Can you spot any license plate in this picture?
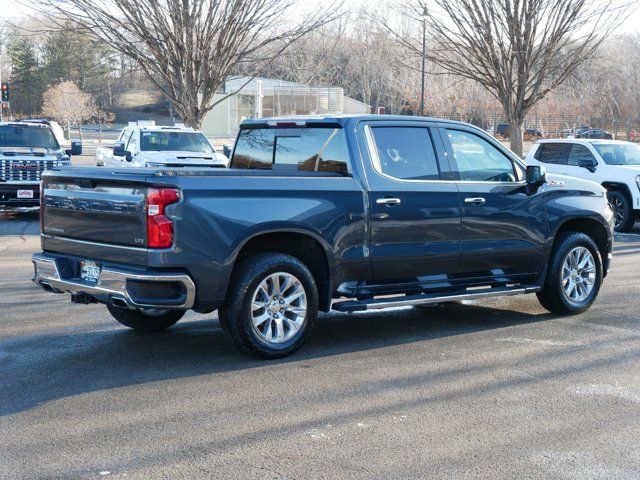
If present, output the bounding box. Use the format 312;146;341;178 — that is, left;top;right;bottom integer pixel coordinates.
80;261;101;283
17;190;34;199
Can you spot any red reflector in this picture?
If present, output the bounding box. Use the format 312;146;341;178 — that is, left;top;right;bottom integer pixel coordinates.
39;180;44;233
147;187;180;248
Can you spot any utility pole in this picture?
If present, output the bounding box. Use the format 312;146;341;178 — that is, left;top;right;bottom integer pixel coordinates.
419;8;427;117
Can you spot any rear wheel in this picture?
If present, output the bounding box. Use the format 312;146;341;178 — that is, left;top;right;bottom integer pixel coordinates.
537;232;603;315
106;303;185;331
607;190;634;232
219;253;318;359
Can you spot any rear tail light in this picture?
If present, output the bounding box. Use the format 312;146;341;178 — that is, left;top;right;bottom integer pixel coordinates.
147;187;180;248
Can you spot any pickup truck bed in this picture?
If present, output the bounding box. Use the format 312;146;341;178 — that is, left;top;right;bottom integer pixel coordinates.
37;165;365;311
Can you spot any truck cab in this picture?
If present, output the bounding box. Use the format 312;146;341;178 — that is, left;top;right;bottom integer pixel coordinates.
96;121;229;169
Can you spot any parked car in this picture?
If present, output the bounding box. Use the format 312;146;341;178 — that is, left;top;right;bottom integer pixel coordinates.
576;128;613;140
0;121;81;211
525;139;640;232
495;123;510;137
96;121;229;168
525;128;544;138
33;115;613;358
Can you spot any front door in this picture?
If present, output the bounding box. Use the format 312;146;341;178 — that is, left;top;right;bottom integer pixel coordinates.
441;127;547;284
359;121;462;293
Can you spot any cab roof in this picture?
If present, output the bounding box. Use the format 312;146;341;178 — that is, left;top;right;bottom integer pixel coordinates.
239;114;472;128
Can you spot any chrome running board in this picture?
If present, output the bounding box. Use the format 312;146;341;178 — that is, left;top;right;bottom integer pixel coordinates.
331;285;541;312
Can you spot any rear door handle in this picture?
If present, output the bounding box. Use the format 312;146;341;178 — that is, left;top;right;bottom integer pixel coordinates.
376;197;401;206
464;197;486;205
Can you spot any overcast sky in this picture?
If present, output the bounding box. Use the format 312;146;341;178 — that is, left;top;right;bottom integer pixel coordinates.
0;0;638;34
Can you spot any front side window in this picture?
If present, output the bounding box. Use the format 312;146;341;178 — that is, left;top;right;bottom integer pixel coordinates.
0;125;59;150
567;144;597;167
370;126;440;180
446;129;516;182
593;143;640;166
140;131;214;153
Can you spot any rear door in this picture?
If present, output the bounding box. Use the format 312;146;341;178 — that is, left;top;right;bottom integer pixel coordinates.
359;120;462;291
441;127;547;284
533;142;570;174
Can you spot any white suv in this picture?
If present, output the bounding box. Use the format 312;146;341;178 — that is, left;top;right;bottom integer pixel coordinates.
525;139;640;232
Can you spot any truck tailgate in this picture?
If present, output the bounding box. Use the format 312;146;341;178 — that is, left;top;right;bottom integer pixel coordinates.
42;170;150;254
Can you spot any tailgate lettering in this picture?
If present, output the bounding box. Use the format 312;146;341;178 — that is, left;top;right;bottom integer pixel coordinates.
45;196;140;214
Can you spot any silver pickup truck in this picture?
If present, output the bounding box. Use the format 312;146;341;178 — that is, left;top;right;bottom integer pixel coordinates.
0;121;81;210
95;122;228;169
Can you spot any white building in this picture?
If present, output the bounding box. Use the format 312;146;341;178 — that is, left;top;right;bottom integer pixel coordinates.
201;77;371;137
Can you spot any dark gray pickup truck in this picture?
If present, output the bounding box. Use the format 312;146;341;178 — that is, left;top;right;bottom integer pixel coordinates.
33;115;614;358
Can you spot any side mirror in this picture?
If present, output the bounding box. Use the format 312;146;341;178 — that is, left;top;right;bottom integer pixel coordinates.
113;141;126;157
222;144;232;158
65;140;82;156
113;141;132;161
526;165;546;192
578;158;597;172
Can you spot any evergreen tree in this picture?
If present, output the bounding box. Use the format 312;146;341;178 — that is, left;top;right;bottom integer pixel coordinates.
8;36;44;116
42;24;115;107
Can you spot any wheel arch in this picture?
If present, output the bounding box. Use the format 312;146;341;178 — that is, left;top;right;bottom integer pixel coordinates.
601;181;632;200
231;229;334;312
551;217;611;275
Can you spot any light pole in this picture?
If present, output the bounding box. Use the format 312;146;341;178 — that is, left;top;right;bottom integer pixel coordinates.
419;9;427;117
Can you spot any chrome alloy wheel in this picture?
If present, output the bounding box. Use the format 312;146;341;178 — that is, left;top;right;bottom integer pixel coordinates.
561;246;596;303
251;272;307;344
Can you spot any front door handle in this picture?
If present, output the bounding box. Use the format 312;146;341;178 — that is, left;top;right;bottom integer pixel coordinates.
376;197;401;206
464;197;486;205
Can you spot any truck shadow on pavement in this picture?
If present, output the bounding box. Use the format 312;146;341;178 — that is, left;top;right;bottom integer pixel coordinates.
1;301;559;416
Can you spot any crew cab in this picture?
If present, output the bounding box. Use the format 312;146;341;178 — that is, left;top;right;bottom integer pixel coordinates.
524;139;640;232
33;115;613;358
0;121;81;210
96;121;229;169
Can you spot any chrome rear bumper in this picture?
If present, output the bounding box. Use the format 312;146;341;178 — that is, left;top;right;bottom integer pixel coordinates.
32;253;196;310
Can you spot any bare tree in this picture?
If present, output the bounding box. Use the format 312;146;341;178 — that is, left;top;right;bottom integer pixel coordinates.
25;0;341;129
42;81;97;139
380;0;628;155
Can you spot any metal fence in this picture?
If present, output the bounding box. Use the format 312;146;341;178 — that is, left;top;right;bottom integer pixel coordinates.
431;112;640;142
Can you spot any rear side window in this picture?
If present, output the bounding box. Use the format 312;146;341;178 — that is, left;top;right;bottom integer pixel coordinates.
231;127;350;174
536;143;570;164
370;126;440;180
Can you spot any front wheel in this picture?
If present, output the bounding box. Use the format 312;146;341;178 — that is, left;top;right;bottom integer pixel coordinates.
106;303;185;331
607;190;634;232
219;253;318;359
537;232;603;315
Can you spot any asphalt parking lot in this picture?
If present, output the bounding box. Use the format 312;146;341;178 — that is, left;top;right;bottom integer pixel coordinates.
1;214;640;479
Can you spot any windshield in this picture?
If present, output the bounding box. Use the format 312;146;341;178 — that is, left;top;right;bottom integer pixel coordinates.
0;124;60;150
593;143;640;166
140;131;213;153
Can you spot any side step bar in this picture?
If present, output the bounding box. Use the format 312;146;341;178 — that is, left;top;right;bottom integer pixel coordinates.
331;285;541;312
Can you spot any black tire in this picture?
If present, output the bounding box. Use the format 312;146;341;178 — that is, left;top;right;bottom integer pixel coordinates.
218;253;318;359
536;232;603;315
106;303;185;331
607;190;634;232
